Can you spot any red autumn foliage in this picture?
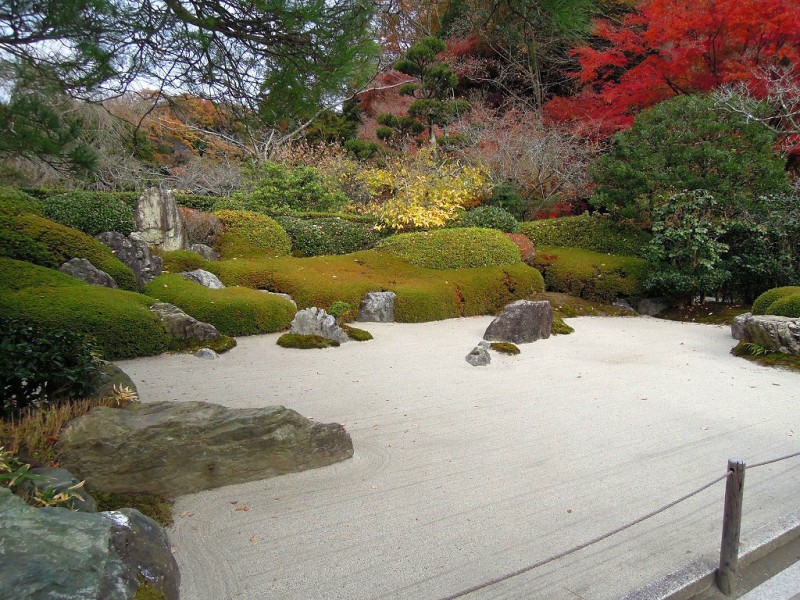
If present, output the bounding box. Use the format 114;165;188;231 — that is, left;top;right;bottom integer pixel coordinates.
505;233;536;263
545;0;800;137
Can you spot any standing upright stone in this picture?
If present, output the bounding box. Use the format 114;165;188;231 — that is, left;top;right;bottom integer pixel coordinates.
135;188;188;251
484;300;553;343
358;291;396;322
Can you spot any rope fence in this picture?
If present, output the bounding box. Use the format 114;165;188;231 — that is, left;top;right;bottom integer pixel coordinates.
438;449;800;600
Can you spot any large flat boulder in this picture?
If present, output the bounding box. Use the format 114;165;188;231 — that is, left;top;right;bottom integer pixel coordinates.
57;401;354;498
738;314;800;355
484;300;553;344
150;302;221;342
179;268;225;289
135;188;188;251
96;231;163;286
0;487;179;600
59;258;118;288
290;307;349;344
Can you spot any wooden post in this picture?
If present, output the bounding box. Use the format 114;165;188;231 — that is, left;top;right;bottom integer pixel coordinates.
716;459;746;596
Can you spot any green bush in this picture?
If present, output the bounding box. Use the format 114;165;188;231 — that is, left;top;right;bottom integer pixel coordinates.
0;213;138;290
174;194;220;212
274;216;384;257
0;318;102;416
0;187;44;215
277;333;340;349
531;246;647;302
752;286;800;316
213;210;292;259
518;213;652;258
377;228;521;269
144;274;296;336
0;259;170;359
41;191;136;235
458;206;518;233
484;182;527;220
236;161;347;213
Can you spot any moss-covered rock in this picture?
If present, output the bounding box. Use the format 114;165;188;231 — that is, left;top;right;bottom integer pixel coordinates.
213;209;292;259
489;342;520;355
277;333;340;349
145;274;296;337
530;246;647;303
377;228;522;269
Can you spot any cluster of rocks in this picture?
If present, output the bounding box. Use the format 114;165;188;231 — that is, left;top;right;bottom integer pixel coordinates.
732;312;800;355
466;299;553;366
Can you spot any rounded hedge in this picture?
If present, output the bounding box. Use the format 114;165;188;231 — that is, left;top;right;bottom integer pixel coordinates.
0;258;170;360
377;228;522;269
458;206;518;233
0;213;138;290
213;210;292;259
752;286;800;317
42;191;136;236
274;216;383;257
518;213;652;258
0;187;44;216
144;274;296;336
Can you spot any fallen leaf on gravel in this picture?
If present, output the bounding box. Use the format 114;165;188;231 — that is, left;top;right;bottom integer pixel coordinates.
370;485;378;490
179;511;193;518
235;506;249;512
250;535;258;542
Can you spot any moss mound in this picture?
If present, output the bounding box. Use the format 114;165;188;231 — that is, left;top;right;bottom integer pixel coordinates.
277;333;340;349
519;213;652;258
377;228;522;269
90;489;174;527
0;212;138;290
213;210;291;259
161;250;210;273
752;286;800;317
530;246;647;303
343;325;373;341
145;274;296;336
552;317;575;335
0;259;170;359
489;342;520;355
0;187;44;215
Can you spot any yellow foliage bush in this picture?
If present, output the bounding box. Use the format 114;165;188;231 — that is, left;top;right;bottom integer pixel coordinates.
350;149;489;230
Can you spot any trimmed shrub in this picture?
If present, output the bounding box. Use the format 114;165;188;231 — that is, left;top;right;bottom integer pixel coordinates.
519;213;652;258
0;259;170;359
484;182;527;220
458;206;518;233
144;274;296;336
0;213;138;290
161;250;211;273
377;228;521;269
0;317;102;416
752;286;800;316
0;187;44;215
277;333;339;349
274;216;384;257
237;161;347;213
41;191;136;236
531;246;647;302
213;210;291;259
174;194;220;212
179;207;223;246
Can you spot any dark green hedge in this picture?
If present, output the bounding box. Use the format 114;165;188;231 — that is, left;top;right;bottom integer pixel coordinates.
41;191;136;236
530;246;648;303
458;206;518;233
144;274;296;336
274;216;384;256
519;213;652;258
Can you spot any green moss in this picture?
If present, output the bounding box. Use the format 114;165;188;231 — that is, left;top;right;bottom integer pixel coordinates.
0;187;44;215
531;291;635;317
133;581;167;600
90;488;174;527
0;212;138;290
0;259;170;360
489;342;520;355
752;286;800;316
657;303;749;325
169;334;237;354
551;317;575;335
343;325;373;341
530;246;647;303
161;250;211;273
519;213;652;258
731;340;800;372
213;210;292;259
144;274;296;337
377;228;522;269
277;333;340;349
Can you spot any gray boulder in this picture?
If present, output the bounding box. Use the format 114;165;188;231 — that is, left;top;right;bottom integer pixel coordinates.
191;243;219;261
150;302;221;343
90;362;138;401
260;290;297;307
290;307;349;344
466;341;491;367
741;314;800;355
135;188;188;251
358;291;396;322
613;298;635;312
16;467;97;513
58;258;118;288
195;348;219;359
484;300;553;344
635;297;669;317
731;312;752;341
58;401;354;498
0;487;179;600
96;231;163;286
180;268;225;289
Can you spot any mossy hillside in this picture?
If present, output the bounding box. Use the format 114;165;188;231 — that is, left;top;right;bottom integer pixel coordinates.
207;251;543;322
0;212;138;290
0;187;45;215
519;213;652;258
752;286;800;317
0;259;170;360
531;246;647;303
213;210;292;259
145;274;296;336
377;228;522;269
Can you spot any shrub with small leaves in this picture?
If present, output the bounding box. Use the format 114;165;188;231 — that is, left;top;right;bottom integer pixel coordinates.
0;318;102;416
213;210;292;258
274;216;384;256
237;161;348;213
42;191;136;236
458;206;518;233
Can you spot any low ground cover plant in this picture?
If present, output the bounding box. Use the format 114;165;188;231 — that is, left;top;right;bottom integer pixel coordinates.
458;206;518;233
213;210;292;259
277;333;340;349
